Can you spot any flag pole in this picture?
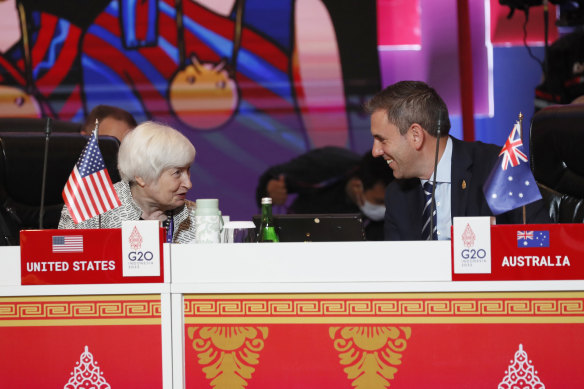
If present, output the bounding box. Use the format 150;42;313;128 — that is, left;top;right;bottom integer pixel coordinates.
93;119;102;229
518;112;527;224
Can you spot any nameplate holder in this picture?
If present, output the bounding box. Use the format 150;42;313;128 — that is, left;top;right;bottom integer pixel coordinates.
20;228;164;285
122;220;161;277
452;216;494;274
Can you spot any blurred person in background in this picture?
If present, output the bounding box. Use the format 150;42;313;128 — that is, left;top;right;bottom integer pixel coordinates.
81;105;137;142
256;147;393;240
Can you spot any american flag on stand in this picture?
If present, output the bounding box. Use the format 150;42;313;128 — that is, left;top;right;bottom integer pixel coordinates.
483;120;542;215
62;130;121;223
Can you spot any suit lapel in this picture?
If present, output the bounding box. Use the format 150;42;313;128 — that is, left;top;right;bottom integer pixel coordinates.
400;178;425;240
412;181;425;239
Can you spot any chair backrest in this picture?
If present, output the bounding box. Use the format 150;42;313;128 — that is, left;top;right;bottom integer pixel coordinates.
530;104;584;223
537;183;584;224
530;104;584;196
0;132;120;245
0;117;82;133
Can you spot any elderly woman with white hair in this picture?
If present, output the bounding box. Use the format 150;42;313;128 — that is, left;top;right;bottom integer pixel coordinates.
59;121;197;243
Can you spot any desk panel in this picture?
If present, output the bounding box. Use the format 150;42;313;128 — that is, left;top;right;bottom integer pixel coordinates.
0;294;163;388
182;292;584;389
3;238;584;388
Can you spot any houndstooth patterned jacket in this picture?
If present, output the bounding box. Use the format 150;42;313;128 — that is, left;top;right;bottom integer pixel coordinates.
58;181;196;243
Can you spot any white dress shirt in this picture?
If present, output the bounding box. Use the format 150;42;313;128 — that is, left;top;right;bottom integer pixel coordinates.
421;137;452;240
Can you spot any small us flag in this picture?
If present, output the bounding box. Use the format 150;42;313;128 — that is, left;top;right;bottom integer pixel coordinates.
517;230;550;248
62;130;121;223
52;235;83;253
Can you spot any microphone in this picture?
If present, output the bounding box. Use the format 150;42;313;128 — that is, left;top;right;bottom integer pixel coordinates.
39;117;52;229
163;210;174;243
429;113;442;240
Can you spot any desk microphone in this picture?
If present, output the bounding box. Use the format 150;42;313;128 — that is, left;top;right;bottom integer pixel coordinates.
429;113;442;240
163;211;174;243
39;117;52;229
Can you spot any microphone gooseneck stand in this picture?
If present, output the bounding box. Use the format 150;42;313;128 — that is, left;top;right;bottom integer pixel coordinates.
39;117;52;229
164;210;174;243
429;115;442;240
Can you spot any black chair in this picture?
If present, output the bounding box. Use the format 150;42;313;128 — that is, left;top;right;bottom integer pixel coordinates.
0;117;82;133
529;104;584;223
0;132;120;245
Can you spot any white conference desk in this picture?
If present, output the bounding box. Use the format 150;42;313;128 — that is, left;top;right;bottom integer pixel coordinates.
1;241;584;388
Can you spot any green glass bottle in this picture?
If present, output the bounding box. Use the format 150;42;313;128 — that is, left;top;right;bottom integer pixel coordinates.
258;197;279;242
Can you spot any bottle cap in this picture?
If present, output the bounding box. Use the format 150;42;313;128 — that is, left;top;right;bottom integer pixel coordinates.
261;197;272;205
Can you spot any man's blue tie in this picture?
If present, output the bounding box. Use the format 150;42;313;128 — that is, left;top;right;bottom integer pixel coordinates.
422;182;437;240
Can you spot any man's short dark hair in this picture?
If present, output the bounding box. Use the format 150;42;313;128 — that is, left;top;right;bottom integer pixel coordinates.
364;80;451;137
82;105;137;133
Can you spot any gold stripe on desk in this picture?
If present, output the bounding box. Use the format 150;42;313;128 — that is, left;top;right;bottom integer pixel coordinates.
0;295;161;325
183;291;584;324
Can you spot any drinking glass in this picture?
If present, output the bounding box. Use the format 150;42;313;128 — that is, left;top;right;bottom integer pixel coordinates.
222;221;257;243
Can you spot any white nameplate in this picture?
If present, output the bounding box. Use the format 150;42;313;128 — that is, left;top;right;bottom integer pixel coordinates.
452;216;493;274
122;220;161;277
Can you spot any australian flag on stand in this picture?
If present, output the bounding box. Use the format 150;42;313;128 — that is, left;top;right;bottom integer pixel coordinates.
483;121;542;215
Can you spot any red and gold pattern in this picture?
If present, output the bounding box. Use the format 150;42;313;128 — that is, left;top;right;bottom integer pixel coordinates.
184;292;584;388
0;295;163;387
187;326;268;389
184;292;584;323
0;295;160;325
330;326;411;389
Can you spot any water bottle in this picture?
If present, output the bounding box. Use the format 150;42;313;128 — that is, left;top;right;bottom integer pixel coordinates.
194;199;223;243
258;197;279;243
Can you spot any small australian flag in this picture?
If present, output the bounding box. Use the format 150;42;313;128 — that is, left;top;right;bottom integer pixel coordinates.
517;230;550;248
483;122;542;215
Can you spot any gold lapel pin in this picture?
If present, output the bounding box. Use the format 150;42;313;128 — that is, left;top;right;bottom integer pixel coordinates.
462;180;467;190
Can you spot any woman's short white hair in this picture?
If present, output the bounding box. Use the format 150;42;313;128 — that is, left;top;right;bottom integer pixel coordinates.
118;121;196;184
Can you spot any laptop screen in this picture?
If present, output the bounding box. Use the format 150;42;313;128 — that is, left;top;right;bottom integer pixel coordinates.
252;213;365;242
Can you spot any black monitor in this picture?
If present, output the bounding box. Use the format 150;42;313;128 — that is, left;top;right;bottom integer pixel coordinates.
252;213;365;242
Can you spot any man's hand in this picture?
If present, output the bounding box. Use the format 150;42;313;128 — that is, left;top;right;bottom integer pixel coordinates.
345;177;364;206
266;174;288;205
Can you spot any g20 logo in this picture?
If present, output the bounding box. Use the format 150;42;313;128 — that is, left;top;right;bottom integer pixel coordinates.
461;249;486;259
128;251;154;261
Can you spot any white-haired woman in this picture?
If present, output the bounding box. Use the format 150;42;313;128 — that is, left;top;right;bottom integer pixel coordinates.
59;121;197;243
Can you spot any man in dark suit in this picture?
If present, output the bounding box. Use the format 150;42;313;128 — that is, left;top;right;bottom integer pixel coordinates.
365;81;550;241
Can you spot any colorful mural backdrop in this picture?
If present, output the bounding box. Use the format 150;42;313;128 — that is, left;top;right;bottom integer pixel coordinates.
0;0;381;220
0;0;552;220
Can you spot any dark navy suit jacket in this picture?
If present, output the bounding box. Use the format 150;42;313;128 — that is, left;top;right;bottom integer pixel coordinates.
384;137;551;240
